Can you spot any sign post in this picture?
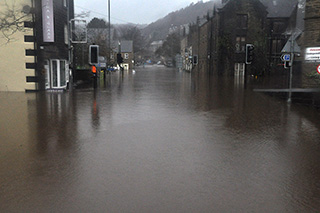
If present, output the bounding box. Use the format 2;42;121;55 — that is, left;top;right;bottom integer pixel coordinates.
281;31;302;103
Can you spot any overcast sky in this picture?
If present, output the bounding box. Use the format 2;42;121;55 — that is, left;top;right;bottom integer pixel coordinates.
75;0;211;25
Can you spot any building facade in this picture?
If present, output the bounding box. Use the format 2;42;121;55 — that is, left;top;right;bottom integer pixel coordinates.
0;0;74;92
181;0;268;76
0;0;35;91
111;40;134;70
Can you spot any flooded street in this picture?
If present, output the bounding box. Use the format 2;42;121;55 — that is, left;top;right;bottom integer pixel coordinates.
1;66;320;212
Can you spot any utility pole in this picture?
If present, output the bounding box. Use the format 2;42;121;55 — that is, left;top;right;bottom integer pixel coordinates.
108;0;111;69
288;35;294;103
281;30;301;103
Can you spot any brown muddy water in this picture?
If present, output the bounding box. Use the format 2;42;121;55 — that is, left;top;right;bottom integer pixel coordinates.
1;66;320;212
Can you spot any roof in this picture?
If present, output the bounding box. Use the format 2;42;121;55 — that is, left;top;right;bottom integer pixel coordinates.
112;40;133;53
218;0;298;18
262;0;298;18
218;0;267;15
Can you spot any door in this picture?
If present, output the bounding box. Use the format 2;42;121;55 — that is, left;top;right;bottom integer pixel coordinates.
50;60;67;89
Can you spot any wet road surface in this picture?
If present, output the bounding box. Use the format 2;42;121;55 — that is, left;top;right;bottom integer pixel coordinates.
1;65;320;212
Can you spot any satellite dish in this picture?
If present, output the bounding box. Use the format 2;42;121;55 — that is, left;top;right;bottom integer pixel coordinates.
22;5;31;14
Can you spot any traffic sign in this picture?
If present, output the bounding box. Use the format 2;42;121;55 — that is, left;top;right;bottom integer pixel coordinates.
281;54;291;62
317;64;320;74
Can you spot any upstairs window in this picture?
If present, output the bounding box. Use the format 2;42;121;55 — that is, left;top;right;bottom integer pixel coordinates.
64;24;68;45
237;14;248;29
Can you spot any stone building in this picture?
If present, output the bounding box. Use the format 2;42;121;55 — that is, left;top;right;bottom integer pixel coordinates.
0;0;74;91
265;3;294;71
111;40;134;70
214;0;268;76
182;0;268;76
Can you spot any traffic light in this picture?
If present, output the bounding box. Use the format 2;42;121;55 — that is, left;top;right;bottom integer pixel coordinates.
245;44;254;64
193;55;198;65
117;53;123;64
89;45;99;65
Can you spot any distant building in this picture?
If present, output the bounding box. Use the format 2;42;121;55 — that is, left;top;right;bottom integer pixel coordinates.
0;0;74;91
183;0;268;75
111;40;134;70
150;40;164;53
180;0;310;79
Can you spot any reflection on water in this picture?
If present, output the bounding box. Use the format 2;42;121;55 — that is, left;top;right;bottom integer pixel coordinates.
1;67;320;212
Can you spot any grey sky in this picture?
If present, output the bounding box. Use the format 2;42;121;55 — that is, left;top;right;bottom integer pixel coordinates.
75;0;211;24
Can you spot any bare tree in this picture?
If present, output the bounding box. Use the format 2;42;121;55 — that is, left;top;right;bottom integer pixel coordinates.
75;11;90;19
0;0;29;43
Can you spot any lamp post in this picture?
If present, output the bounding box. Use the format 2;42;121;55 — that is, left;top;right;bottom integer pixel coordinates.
288;35;294;103
108;0;111;68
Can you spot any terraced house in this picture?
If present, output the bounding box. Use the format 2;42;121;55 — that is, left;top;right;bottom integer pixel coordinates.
0;0;74;92
182;0;268;76
181;0;313;83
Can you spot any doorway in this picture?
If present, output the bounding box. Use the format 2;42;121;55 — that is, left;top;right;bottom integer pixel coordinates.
50;60;68;89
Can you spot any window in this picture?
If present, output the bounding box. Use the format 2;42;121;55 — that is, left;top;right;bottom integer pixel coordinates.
235;36;246;52
63;0;67;7
50;60;68;89
52;60;58;87
60;60;66;87
273;22;286;34
64;24;68;45
271;39;283;54
237;14;248;29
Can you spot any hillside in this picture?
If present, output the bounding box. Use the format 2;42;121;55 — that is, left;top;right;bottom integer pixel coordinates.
142;0;220;42
141;0;301;43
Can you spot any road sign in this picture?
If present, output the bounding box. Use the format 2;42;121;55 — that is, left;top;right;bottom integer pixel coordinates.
281;54;291;62
281;39;301;54
306;47;320;62
317;64;320;74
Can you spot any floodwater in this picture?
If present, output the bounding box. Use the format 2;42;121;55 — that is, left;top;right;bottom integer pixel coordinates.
1;66;320;212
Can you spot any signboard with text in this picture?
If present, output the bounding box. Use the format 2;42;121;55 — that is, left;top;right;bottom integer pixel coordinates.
42;0;54;42
305;47;320;62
